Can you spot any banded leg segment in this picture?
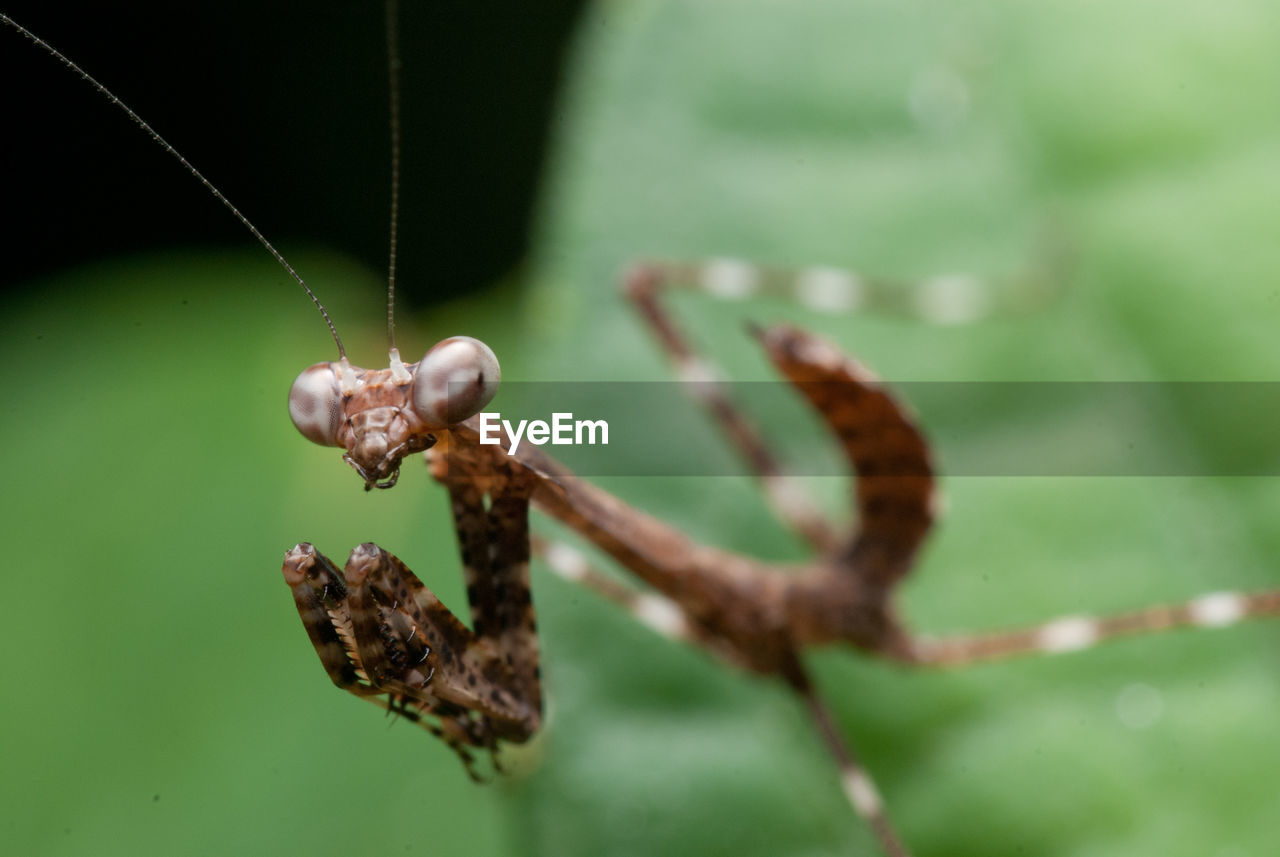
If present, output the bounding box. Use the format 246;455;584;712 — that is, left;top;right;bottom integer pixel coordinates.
449;481;502;638
777;659;912;857
625;240;1067;325
283;543;376;696
624;263;839;553
913;588;1280;666
443;474;543;735
486;491;542;715
533;535;693;644
755;325;936;591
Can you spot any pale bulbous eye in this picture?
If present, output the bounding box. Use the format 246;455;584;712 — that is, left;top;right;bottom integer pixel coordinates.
289;363;343;446
411;336;501;426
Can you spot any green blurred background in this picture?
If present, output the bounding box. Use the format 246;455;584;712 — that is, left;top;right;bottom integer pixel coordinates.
4;1;1280;855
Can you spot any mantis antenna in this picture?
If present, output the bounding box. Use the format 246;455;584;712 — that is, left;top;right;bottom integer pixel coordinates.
0;11;348;360
385;0;403;353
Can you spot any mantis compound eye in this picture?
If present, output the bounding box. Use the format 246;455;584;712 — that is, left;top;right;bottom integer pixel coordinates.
411;336;501;426
289;362;344;446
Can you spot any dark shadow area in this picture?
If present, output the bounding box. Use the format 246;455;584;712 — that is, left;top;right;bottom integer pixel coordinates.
1;0;586;306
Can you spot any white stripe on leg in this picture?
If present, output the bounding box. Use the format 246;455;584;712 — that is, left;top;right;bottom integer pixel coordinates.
795;266;864;312
1187;591;1246;627
1035;615;1100;654
535;537;692;644
841;765;885;818
699;258;760;299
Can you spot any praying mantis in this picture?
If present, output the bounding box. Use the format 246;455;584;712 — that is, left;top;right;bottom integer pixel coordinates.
2;1;1280;857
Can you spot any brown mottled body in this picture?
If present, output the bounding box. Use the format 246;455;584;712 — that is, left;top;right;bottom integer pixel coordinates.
282;315;926;762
